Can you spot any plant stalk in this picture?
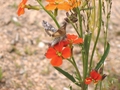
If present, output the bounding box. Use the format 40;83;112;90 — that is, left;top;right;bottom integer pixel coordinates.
89;0;102;73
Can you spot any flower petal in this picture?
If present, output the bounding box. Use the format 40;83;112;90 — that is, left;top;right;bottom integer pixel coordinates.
90;70;102;81
46;0;55;2
17;8;24;16
22;0;27;4
85;77;92;84
73;38;83;44
62;40;70;46
45;4;57;10
54;41;64;52
67;34;78;40
51;56;62;66
17;0;27;16
57;2;70;11
97;74;102;80
62;47;71;58
45;47;57;58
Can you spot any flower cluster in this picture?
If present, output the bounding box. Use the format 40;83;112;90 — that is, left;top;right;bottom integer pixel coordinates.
17;0;81;16
45;0;81;11
45;34;83;66
17;0;27;16
85;70;102;85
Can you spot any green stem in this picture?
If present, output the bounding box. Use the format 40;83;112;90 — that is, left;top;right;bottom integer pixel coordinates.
69;57;82;84
77;7;83;38
89;0;102;73
36;0;60;28
54;8;58;17
104;0;111;51
68;18;80;37
77;8;85;89
82;33;92;90
25;5;40;10
82;50;86;90
81;0;88;9
95;84;98;90
100;1;111;90
100;77;102;90
92;0;96;33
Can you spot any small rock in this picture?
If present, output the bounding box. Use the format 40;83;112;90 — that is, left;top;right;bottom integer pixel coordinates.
15;33;20;42
19;69;26;75
11;33;20;45
38;42;45;48
11;40;16;45
12;17;18;22
7;47;16;53
0;53;4;59
63;87;69;90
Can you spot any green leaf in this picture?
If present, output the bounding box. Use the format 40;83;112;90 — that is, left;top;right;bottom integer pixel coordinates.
69;86;72;90
0;67;3;80
83;33;92;79
80;7;95;11
48;85;55;90
95;43;110;70
84;33;92;55
54;8;58;17
54;67;80;86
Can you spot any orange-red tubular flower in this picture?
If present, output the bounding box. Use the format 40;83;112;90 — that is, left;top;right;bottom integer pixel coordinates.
85;77;92;84
68;0;81;9
17;0;27;16
45;0;71;11
45;41;71;67
66;34;83;44
85;70;102;85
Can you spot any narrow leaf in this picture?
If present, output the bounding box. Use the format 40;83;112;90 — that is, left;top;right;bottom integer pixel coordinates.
95;43;110;70
83;33;92;79
54;67;81;86
0;67;3;80
84;33;92;55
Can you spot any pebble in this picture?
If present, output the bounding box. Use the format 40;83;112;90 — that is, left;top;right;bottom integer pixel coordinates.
63;87;69;90
38;42;45;48
12;17;18;22
15;33;20;42
19;69;26;75
0;53;4;59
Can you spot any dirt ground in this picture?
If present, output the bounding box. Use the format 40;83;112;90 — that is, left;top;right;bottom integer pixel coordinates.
0;0;120;90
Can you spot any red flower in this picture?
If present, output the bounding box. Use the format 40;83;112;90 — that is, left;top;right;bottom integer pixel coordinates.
45;41;71;66
67;34;83;44
85;77;92;84
85;70;102;84
17;0;27;16
64;34;83;46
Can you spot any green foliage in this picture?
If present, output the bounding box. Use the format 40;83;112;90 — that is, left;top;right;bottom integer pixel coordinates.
95;43;110;70
0;67;3;81
48;85;56;90
102;74;120;90
54;67;81;86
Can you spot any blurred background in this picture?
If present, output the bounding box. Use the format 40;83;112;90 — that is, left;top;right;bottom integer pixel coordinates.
0;0;120;90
